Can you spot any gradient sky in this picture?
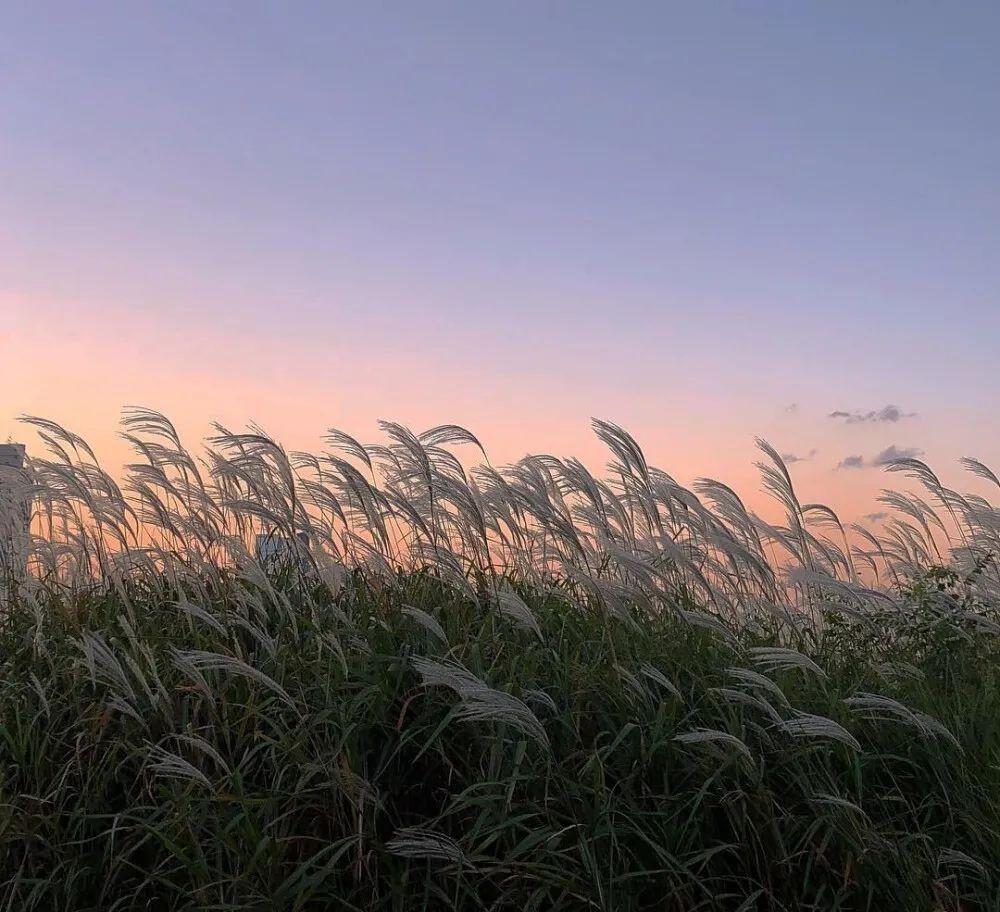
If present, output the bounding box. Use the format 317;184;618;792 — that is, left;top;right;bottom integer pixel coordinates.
3;2;999;520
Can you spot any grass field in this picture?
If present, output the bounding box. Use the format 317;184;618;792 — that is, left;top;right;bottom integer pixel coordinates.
1;410;998;910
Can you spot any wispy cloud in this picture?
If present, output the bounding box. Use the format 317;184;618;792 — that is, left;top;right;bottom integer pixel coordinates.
836;445;923;470
828;405;916;424
863;511;888;522
784;403;799;415
781;447;817;464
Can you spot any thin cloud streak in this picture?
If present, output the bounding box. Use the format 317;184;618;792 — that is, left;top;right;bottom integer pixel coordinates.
829;405;916;424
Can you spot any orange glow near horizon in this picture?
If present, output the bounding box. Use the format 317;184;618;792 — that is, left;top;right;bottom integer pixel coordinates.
3;291;997;534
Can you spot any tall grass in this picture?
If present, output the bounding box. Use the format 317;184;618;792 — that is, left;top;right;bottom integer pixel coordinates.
0;409;998;910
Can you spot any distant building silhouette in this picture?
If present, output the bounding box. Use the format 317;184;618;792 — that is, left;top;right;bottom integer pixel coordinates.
255;530;311;572
0;444;29;589
0;444;25;469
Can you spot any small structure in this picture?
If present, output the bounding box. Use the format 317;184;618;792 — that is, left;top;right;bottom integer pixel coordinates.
0;444;29;589
254;530;311;573
0;444;25;469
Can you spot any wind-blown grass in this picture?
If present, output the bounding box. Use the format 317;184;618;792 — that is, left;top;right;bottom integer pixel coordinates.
0;409;998;910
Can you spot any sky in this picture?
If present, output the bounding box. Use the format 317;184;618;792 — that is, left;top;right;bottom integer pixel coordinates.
2;2;999;521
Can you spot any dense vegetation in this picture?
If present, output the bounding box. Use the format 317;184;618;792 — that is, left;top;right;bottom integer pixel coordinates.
0;410;998;909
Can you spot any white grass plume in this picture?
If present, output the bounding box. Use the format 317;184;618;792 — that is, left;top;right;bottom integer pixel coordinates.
674;727;754;763
386;826;469;866
172;648;299;714
412;656;548;747
843;692;961;749
776;712;860;751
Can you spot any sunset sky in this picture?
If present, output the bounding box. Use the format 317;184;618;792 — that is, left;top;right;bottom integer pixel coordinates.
3;3;999;521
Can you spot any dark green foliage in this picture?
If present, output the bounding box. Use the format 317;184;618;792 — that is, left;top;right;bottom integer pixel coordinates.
0;568;998;911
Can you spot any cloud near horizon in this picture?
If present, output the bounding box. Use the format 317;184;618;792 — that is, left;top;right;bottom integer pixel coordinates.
837;445;924;470
872;444;923;465
781;448;817;463
829;405;916;424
